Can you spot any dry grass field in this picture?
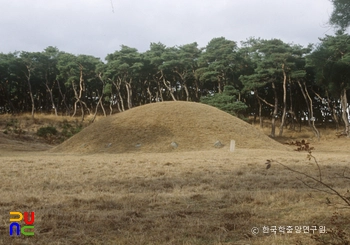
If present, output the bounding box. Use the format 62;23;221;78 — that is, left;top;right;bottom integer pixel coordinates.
0;102;349;245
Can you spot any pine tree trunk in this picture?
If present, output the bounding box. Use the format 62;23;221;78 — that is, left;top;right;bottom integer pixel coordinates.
340;87;349;136
146;87;152;103
304;82;320;140
80;101;84;122
279;66;287;136
56;79;70;116
91;90;106;123
183;83;190;101
118;91;125;112
289;81;296;130
29;86;35;118
162;78;177;101
194;79;200;101
25;67;35;119
157;81;164;102
44;77;58;116
326;91;340;130
125;80;133;109
313;89;340;130
112;79;125;112
109;97;113;115
270;82;278;138
217;79;222;93
297;80;320;140
255;91;263;128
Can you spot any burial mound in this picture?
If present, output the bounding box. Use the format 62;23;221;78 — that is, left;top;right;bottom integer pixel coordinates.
51;101;286;153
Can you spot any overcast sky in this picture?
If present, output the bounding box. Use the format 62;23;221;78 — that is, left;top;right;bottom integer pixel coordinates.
1;0;335;60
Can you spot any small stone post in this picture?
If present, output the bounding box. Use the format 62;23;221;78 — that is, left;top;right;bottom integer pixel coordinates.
230;140;235;152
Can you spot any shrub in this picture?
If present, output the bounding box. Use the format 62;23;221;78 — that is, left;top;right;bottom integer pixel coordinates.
60;120;83;139
5;118;24;136
200;85;247;117
37;126;58;138
6;119;18;127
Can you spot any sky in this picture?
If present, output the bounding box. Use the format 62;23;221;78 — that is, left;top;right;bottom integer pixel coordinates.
0;0;335;60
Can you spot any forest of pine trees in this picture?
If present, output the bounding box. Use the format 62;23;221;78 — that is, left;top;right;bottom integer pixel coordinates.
1;0;350;138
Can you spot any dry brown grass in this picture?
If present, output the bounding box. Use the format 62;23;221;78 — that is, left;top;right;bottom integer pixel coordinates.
0;113;93;147
0;150;349;244
0;104;349;244
51;101;287;154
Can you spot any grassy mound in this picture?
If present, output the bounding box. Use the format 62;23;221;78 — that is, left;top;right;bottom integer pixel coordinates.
51;101;287;153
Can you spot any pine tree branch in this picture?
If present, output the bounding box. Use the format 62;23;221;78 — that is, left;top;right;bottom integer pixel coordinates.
256;94;274;107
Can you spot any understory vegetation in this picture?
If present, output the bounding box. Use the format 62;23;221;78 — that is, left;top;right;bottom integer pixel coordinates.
36;119;83;143
1;115;86;144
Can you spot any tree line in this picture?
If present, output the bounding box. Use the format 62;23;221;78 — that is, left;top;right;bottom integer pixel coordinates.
0;33;349;138
0;0;349;138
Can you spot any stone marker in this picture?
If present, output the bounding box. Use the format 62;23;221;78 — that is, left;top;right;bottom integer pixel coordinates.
171;142;178;149
230;140;235;152
214;140;224;148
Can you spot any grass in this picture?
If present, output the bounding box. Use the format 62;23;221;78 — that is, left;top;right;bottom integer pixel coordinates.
0;149;349;244
0;113;91;144
51;101;287;154
0;106;349;244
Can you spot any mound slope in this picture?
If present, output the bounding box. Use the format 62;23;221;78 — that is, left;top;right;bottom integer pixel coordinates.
51;101;286;153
